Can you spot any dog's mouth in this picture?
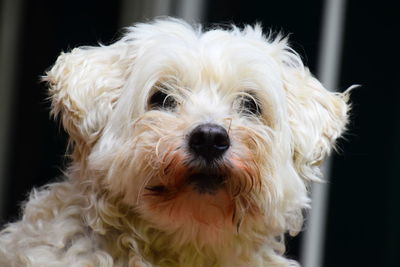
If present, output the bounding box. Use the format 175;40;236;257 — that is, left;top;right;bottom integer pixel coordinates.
146;168;226;195
187;171;226;194
140;153;261;236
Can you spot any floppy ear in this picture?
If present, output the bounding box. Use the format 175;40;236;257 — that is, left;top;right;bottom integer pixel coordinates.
281;58;350;181
44;42;134;157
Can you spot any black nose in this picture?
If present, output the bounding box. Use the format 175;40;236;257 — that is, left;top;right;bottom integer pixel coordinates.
188;123;230;161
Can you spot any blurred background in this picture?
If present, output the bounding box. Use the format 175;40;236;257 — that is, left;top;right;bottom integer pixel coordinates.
0;0;398;266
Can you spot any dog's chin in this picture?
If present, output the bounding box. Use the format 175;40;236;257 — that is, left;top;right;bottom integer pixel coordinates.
138;165;236;241
135;150;262;244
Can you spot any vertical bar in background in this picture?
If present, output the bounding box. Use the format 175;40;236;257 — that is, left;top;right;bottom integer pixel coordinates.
119;0;205;28
175;0;205;23
0;0;23;221
300;0;347;267
119;0;173;28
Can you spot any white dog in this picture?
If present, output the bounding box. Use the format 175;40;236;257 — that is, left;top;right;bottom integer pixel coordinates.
0;18;349;266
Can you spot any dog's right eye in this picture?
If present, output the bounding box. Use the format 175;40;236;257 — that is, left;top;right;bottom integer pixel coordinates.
148;91;177;110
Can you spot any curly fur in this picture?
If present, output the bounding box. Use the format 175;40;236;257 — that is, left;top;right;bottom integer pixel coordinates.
0;18;350;266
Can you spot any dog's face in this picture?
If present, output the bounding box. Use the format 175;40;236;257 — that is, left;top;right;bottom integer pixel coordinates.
45;19;349;244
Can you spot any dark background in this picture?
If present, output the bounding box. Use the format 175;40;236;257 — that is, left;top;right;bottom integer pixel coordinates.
1;1;398;266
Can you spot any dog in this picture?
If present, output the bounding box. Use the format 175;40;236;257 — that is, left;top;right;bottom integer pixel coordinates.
0;18;349;266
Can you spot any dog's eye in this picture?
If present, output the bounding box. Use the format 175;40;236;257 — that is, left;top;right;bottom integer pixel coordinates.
239;94;262;116
148;90;177;110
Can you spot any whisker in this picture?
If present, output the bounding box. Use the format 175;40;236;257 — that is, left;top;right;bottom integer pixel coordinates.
145;185;167;193
136;173;155;204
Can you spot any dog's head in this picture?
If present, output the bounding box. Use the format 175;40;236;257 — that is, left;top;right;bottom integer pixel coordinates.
45;18;349;245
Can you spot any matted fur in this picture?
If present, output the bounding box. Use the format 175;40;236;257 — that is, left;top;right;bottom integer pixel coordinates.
0;18;350;267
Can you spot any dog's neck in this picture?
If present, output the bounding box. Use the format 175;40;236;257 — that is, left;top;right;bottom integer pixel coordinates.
73;179;280;266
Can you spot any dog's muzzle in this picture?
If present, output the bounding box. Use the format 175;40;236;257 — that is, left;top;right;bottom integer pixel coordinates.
188;123;230;161
187;123;230;193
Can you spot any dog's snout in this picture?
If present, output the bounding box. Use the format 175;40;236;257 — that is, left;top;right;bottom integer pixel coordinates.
188;123;230;161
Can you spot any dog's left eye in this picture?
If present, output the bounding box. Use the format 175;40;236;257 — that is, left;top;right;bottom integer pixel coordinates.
238;94;262;116
148;90;177;110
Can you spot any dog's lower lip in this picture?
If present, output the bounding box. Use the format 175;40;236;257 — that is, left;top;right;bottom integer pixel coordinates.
187;172;225;194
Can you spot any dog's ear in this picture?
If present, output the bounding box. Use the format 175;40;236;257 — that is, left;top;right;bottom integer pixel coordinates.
44;43;134;154
280;52;350;181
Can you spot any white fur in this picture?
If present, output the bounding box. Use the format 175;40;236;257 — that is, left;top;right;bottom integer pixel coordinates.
0;18;350;266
